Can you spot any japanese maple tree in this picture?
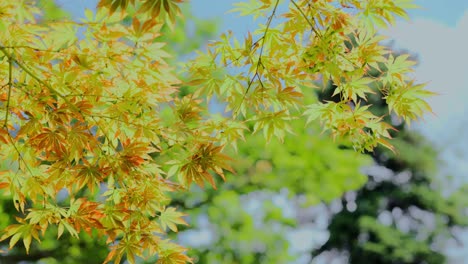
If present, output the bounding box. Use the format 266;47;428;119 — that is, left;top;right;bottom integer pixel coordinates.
0;0;433;263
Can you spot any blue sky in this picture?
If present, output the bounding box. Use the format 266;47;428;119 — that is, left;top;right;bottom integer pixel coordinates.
410;0;468;27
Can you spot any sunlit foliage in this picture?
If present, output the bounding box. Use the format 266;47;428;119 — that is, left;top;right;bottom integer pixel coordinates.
0;0;433;263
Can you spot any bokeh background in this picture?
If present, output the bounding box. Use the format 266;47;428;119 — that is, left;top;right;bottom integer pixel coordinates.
0;0;467;263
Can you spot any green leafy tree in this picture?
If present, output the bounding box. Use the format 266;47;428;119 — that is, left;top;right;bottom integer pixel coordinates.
0;2;218;263
0;0;434;263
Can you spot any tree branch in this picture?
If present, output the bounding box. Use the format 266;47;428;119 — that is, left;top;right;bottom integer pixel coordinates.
3;54;12;128
234;0;280;117
290;0;322;38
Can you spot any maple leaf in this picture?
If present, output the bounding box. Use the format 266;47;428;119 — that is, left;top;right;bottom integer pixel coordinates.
385;81;436;124
276;86;303;105
157;252;193;264
159;207;188;232
180;143;234;189
29;127;68;158
97;0;135;14
75;163;111;192
0;217;41;254
118;139;154;172
68;198;105;235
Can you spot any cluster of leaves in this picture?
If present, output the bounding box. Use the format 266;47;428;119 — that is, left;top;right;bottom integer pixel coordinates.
174;50;464;263
0;0;434;263
0;1;194;263
188;0;434;152
306;68;467;263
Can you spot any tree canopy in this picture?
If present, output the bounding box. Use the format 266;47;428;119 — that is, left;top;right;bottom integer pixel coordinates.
0;0;435;263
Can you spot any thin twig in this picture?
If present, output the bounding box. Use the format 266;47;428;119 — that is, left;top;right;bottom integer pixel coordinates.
224;36;264;68
290;0;322;38
4;54;13;128
234;0;280;117
7;132;35;177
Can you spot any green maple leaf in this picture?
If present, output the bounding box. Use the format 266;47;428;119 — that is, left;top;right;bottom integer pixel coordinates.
159;207;188;232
